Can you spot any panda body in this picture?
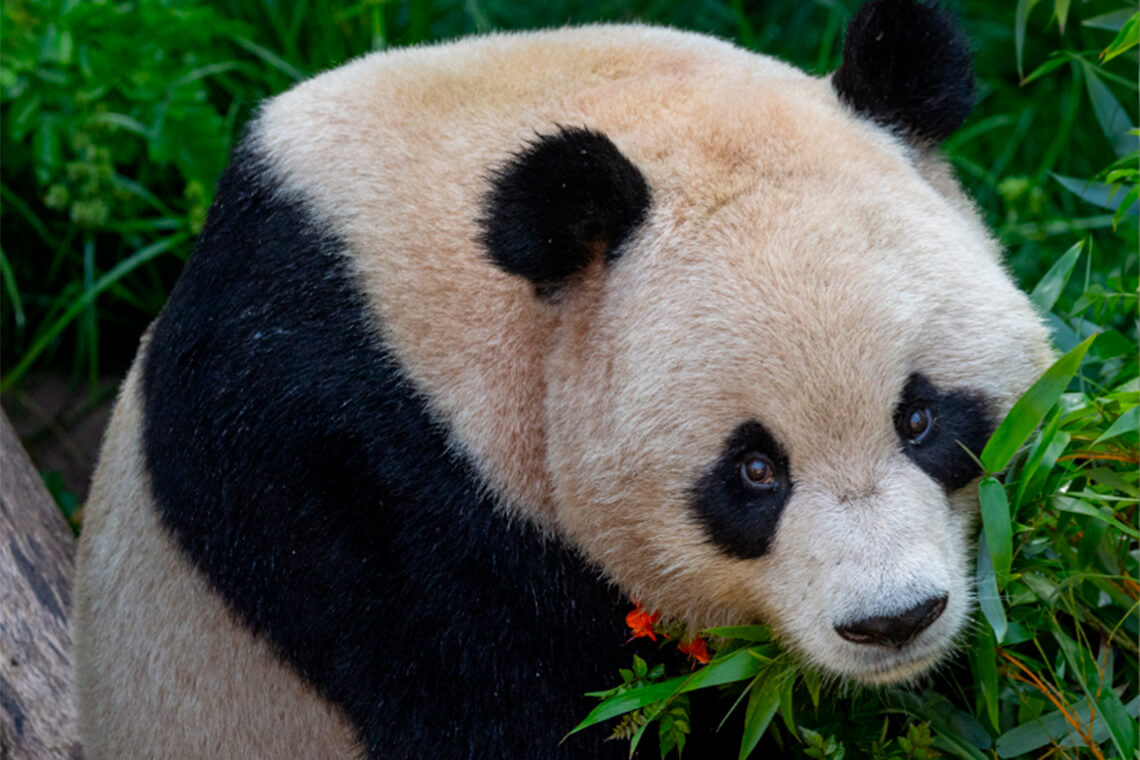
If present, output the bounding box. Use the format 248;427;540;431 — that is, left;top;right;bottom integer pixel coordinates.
74;7;1053;759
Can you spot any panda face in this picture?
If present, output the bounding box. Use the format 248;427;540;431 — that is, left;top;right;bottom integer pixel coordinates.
541;115;1052;684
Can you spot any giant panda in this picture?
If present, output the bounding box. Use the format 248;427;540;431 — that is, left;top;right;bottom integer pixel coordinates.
73;1;1055;757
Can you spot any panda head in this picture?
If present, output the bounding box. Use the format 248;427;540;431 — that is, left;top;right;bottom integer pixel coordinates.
480;0;1052;685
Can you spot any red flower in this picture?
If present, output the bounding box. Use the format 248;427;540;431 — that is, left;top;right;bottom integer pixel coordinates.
625;602;662;642
678;637;711;664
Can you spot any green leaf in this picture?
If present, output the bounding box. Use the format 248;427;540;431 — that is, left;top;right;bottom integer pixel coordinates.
1101;11;1139;61
1084;9;1135;31
1089;328;1137;360
1052;0;1070;33
980;334;1097;473
1097;689;1138;760
571;679;686;735
975;534;1006;642
1113;183;1140;228
972;623;999;732
1076;515;1108;568
1053;496;1140;539
230;35;308;81
1081;63;1138;156
996;696;1139;756
1;233;190;392
777;669;797;738
0;248;25;332
1021;53;1071;85
570;649;764;736
979;478;1012;579
1014;0;1041;80
890;691;990;760
803;668;821;709
1053;173;1139;214
1092;405;1138;444
738;672;781;760
1085;467;1139;498
1013;416;1068;511
680;648;768;691
703;625;773;642
1028;241;1082;312
1021;572;1060;604
7;91;42;140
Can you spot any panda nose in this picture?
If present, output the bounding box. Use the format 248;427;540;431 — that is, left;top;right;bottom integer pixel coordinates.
834;595;948;649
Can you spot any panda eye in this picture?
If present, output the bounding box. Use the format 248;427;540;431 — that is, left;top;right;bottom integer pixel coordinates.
739;453;777;490
901;405;934;444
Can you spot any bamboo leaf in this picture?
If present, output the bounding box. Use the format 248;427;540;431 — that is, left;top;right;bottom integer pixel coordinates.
979;478;1012;578
569;648;764;736
1;233;189;392
1053;496;1140;539
1015;0;1041;80
980;334;1096;473
704;625;773;642
230;35;308;81
1053;0;1070;33
1021;52;1071;85
972;623;1000;732
1100;11;1139;61
1093;406;1138;444
996;697;1139;756
1028;240;1082;312
975;534;1006;642
738;673;781;760
1084;9;1135;31
1081;63;1137;156
1053;173;1139;214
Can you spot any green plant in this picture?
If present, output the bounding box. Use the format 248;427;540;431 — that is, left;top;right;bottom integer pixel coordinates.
576;296;1137;758
1;0;252;390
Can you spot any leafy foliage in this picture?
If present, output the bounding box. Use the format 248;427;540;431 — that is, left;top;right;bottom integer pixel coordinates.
575;6;1137;756
582;302;1137;758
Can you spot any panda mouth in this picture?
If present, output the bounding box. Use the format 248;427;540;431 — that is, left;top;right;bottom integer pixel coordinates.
855;649;945;685
837;637;951;686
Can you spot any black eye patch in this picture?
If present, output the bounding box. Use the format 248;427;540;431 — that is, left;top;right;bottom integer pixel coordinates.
689;421;792;560
893;373;993;491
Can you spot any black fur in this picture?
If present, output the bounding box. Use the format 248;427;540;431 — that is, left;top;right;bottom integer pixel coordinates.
832;0;974;145
142;144;691;759
142;143;738;759
690;421;793;560
893;373;992;491
479;126;650;292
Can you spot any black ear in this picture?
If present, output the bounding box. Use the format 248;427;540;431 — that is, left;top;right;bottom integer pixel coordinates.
480;127;650;292
832;0;974;146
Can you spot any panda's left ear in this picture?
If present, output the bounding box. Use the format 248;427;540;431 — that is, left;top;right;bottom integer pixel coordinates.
480;126;650;294
832;0;974;146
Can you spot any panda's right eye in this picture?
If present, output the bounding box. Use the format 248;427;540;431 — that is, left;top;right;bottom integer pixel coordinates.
901;405;934;444
893;373;994;492
740;453;776;490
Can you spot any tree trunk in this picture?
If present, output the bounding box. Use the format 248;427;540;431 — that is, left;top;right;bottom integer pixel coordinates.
0;408;83;760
